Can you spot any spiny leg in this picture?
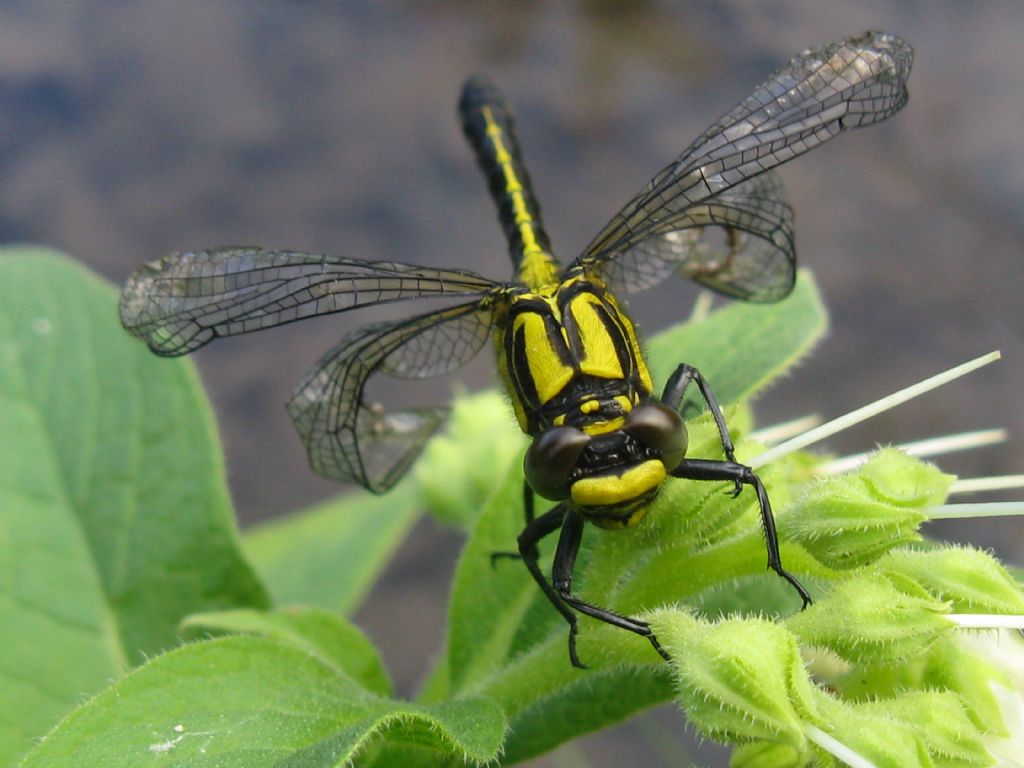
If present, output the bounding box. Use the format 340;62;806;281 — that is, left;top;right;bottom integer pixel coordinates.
551;510;671;665
522;481;536;525
662;363;738;464
671;458;812;607
513;502;587;667
491;482;537;566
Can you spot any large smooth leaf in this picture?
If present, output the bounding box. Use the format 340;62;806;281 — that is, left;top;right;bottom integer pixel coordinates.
0;248;267;765
243;483;420;615
20;636;506;767
645;270;826;401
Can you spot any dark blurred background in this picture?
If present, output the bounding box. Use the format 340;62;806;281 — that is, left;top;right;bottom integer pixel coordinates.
2;1;1022;764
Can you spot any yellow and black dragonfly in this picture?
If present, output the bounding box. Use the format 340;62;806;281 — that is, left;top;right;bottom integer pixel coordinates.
121;31;912;667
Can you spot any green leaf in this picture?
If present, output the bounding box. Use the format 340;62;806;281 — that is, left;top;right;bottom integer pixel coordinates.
243;482;420;615
446;464;543;693
499;666;672;764
181;607;392;697
463;625;672;764
20;636;507;767
0;248;267;765
415;389;527;528
645;270;827;402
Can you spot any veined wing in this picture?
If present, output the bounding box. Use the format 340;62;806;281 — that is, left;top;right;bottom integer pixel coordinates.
119;247;503;355
287;301;496;492
589;172;795;300
577;31;912;301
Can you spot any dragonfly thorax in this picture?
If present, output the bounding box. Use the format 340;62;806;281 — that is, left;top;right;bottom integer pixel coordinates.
495;273;654;436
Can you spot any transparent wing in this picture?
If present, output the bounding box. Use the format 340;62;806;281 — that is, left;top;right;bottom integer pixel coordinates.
119;247;502;356
287;301;496;492
591;172;795;301
577;31;912;301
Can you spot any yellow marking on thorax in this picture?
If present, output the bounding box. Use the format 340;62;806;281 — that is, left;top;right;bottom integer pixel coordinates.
603;288;654;395
512;308;574;404
481;107;559;290
567;292;625;380
494;345;529;432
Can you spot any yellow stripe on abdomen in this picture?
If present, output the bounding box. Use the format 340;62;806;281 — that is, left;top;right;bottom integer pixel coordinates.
481;107;559;290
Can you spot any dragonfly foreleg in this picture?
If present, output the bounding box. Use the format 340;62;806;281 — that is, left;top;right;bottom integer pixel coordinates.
513;503;586;667
490;483;537;566
551;510;671;666
670;458;812;608
661;363;738;458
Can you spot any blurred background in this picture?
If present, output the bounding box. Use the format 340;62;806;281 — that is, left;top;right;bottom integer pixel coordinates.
2;1;1022;764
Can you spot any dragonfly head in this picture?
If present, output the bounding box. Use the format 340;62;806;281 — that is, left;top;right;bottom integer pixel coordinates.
524;403;688;527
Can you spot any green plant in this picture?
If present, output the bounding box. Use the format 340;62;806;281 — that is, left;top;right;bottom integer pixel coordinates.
3;247;1021;767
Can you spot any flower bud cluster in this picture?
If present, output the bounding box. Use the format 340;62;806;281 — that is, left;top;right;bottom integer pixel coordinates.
643;446;1021;767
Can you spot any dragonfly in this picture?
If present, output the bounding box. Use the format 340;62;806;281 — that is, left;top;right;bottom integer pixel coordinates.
120;31;913;667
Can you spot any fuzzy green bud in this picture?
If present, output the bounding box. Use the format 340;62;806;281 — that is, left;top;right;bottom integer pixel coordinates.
786;573;951;664
844;691;993;767
881;546;1024;615
813;694;947;768
783;449;951;569
858;447;953;507
923;637;1011;736
651;610;818;749
825;717;928;768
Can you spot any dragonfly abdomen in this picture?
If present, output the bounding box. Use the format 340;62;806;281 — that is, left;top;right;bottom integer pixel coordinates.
459;77;559;290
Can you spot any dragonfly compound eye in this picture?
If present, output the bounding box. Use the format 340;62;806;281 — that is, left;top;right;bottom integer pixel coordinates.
524;426;591;501
624;403;688;471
